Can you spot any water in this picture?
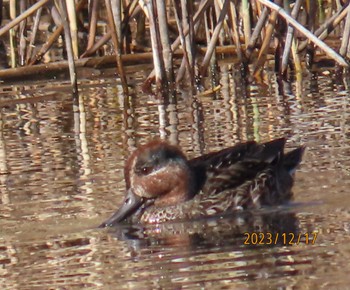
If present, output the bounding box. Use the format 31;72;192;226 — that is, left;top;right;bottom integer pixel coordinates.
1;65;350;289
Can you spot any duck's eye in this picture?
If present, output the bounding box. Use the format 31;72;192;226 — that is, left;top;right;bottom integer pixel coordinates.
141;166;152;175
135;162;155;175
135;165;153;175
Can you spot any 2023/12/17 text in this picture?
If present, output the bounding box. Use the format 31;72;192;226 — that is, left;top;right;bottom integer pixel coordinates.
243;232;318;245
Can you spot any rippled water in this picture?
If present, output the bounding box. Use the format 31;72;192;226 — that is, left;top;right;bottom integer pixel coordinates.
1;65;350;289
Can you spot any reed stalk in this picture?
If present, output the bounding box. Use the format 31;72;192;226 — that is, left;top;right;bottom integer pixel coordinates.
204;5;214;76
86;0;99;51
175;7;202;86
340;8;350;57
135;5;146;47
156;0;174;83
19;0;27;66
66;0;79;58
105;0;129;94
127;1;141;23
0;52;153;80
0;0;4;69
241;0;251;45
0;0;2;25
30;0;85;65
281;0;303;75
57;0;78;94
29;25;63;65
1;0;350;91
26;7;42;64
51;4;63;26
253;0;281;75
185;0;195;72
299;4;349;52
291;38;302;74
111;0;122;46
83;0;139;57
306;0;317;33
246;7;269;60
210;3;220;86
9;0;16;68
228;1;244;62
0;0;50;37
82;31;111;57
144;0;212;87
144;0;166;88
201;0;229;76
172;0;193;84
214;0;225;46
258;0;348;67
182;0;195;80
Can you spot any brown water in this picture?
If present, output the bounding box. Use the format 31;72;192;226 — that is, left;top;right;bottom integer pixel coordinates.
1;65;350;289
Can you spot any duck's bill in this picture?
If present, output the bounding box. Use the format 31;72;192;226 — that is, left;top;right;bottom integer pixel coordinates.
99;189;144;227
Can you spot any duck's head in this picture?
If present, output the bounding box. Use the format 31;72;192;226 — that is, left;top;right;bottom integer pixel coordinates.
99;140;195;227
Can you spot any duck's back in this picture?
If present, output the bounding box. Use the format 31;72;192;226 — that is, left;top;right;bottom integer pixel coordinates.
188;138;304;207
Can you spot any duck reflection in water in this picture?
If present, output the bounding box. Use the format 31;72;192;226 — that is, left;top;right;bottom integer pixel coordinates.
108;211;301;252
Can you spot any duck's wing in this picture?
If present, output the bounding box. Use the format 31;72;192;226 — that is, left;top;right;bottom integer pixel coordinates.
189;141;256;169
189;138;288;195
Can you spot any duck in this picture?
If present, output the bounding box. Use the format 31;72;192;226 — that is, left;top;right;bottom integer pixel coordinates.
99;138;305;226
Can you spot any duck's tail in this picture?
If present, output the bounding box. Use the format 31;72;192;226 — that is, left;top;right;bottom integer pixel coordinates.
283;146;306;175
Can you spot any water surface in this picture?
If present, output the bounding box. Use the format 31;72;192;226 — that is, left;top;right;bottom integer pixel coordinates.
0;65;350;289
